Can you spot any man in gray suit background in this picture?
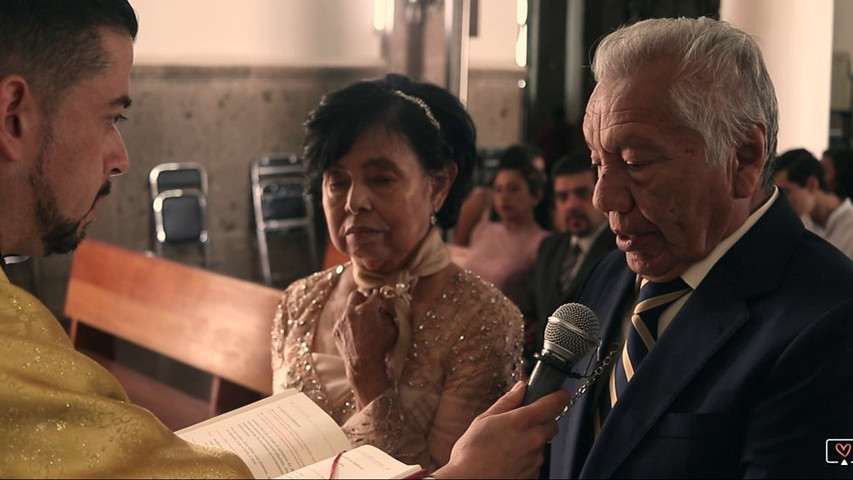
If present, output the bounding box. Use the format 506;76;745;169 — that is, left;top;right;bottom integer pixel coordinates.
521;152;615;371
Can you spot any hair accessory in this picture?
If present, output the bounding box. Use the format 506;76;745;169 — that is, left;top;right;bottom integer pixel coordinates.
392;90;441;131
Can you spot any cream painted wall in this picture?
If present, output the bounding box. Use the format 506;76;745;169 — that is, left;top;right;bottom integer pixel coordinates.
469;0;520;69
132;0;383;66
132;0;518;69
833;0;853;55
721;0;834;157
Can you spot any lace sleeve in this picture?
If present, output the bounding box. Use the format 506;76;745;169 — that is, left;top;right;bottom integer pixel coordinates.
340;387;427;466
271;280;302;393
426;294;523;466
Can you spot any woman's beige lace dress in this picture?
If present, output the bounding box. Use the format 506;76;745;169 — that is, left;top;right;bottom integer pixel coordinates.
271;263;522;471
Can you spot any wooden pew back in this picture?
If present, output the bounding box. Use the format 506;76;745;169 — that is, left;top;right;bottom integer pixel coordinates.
64;239;281;426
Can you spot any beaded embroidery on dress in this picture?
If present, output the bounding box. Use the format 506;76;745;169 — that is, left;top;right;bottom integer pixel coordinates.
271;263;522;470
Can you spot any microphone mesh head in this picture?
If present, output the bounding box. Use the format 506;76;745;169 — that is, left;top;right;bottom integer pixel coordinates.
543;303;600;363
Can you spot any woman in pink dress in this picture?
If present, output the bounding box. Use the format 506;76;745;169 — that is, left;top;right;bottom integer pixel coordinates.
460;154;552;306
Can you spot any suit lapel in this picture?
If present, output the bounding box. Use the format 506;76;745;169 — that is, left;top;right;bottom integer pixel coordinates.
579;195;804;478
582;285;750;477
570;228;617;300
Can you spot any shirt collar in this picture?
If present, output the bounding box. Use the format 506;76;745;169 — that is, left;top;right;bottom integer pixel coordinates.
826;197;853;231
680;187;779;290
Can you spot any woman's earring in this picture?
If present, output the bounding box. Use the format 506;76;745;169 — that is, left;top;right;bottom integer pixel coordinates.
430;213;438;226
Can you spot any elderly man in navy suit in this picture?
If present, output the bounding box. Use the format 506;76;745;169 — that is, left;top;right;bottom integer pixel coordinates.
544;16;853;479
431;16;853;480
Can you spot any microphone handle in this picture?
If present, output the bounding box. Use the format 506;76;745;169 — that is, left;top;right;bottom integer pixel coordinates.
522;354;573;405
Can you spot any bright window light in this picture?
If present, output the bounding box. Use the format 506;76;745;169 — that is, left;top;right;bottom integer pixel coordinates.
374;0;395;32
515;24;527;67
516;0;528;26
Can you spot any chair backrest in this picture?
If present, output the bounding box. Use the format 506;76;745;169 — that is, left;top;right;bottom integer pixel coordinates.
475;147;505;187
251;155;307;223
2;254;30;264
153;189;209;244
252;154;303;178
64;239;279;395
149;162;208;198
259;177;307;221
250;155;318;286
149;163;211;266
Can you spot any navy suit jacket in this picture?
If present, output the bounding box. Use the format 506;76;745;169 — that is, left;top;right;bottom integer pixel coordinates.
550;195;853;478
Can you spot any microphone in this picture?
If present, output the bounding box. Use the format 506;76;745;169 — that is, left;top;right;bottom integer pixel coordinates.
523;303;600;405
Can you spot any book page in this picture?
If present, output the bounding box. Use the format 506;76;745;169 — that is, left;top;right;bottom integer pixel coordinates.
177;389;351;479
277;444;425;479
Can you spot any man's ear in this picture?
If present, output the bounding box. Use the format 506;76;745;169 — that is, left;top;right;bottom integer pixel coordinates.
0;75;32;162
732;123;767;199
805;175;821;194
431;163;459;211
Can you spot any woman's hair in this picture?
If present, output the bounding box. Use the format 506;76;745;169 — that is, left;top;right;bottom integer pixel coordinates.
302;73;477;229
591;16;778;193
494;145;545;197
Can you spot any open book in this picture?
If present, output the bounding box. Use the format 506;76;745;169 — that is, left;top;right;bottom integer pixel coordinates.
177;389;425;479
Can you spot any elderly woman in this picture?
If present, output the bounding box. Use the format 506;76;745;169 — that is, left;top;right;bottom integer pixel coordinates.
271;74;522;471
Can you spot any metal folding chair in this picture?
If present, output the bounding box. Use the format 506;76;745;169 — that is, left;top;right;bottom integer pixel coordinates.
250;155;318;286
475;147;505;187
149;162;208;197
149;163;210;267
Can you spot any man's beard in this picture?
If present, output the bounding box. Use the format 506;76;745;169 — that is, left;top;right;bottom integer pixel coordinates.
34;182;111;255
564;211;592;236
39;203;81;255
29;130;111;255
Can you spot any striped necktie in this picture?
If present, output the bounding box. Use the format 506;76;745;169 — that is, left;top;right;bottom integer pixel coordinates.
559;239;582;296
596;277;691;429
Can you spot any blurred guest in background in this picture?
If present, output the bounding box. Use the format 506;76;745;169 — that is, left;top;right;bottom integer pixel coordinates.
821;147;853;199
535;104;575;174
457;152;552;306
773;148;853;259
271;73;522;471
520;152;614;371
453;144;548;247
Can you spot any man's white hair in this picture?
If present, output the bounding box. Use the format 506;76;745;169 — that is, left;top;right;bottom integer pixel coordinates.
591;16;778;190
